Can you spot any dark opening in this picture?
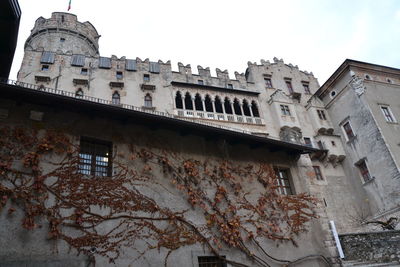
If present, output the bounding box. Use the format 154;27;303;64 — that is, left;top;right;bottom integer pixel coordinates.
205;95;213;112
233;98;242;115
224;97;233;114
242;99;251;116
251;101;260;117
184;92;193;110
195;94;203;111
175;91;183;109
215;96;223;113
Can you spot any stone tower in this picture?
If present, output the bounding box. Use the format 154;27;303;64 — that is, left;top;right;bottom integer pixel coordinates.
24;12;100;56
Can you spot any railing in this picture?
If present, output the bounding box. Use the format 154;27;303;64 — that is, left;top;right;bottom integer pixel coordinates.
177;109;264;125
1;79;265;136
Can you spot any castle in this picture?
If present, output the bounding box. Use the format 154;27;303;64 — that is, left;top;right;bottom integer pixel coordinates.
1;11;400;267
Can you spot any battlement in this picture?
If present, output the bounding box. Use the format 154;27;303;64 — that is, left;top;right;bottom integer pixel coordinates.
247;57;314;77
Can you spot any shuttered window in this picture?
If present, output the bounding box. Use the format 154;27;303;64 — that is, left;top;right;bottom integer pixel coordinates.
149;62;160;73
99;57;111;69
71;55;85;67
126;59;137;71
40;51;55;64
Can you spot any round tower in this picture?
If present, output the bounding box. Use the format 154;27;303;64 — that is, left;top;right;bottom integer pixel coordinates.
24;12;100;56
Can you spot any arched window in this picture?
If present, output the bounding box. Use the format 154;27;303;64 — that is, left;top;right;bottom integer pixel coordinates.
251;101;260;117
175;91;183;109
194;93;203;111
242;99;251;116
205;95;213;112
233;98;242;115
144;94;152;107
215;96;223;113
75;88;84;98
184;92;193;110
112;91;120;105
224;97;233;114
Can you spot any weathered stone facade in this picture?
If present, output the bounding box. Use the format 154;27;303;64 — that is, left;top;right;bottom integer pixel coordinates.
3;10;400;267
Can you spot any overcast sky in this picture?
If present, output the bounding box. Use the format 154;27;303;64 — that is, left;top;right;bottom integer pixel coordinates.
10;0;400;85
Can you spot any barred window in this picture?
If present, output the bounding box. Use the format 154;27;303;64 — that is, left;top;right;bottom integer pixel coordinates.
274;167;294;195
198;256;227;267
79;137;112;177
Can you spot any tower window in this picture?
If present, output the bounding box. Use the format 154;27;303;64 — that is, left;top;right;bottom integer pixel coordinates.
81;68;88;75
60;38;66;42
342;121;355;140
116;71;123;79
264;78;273;88
112;91;120;105
143;74;150;82
356;159;372;183
144;94;152;108
41;65;49;71
227;84;233;89
302;82;311;94
380;105;396;123
285;79;294;94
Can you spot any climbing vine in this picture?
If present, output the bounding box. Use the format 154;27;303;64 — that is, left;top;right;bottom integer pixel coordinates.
0;126;322;266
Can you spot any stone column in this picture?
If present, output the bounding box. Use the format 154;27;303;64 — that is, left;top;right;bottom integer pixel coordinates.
202;98;206;112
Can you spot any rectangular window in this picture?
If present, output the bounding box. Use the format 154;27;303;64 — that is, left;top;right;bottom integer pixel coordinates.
60;38;66;42
81;68;88;75
343;121;355;140
79;137;112;177
317;109;327;120
198;80;204;85
274;168;294;195
41;65;49;71
264;78;273;88
227;84;233;89
356;159;372;183
198;256;227;267
304;137;312;147
380;106;396;123
116;71;123;79
143;74;150;82
313;166;323;180
280;105;291;116
285;80;294;94
302;82;311;94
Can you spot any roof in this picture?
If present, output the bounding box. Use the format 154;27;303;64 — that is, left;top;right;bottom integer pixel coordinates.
0;0;21;78
316;59;400;98
0;79;321;156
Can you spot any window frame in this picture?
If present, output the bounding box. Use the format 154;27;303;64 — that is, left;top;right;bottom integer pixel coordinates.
41;65;49;71
274;167;294;195
317;109;327;120
143;74;150;82
285;79;294;94
78;137;112;177
198;80;204;85
302;82;311;94
116;71;123;80
313;166;324;181
342;120;355;141
355;159;372;183
380;105;396;123
264;77;273;88
144;94;152;108
304;137;312;147
280;104;291;116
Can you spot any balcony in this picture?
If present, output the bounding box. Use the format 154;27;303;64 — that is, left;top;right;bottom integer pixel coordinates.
175;109;264;125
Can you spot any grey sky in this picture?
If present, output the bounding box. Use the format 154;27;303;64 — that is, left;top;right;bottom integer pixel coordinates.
10;0;400;85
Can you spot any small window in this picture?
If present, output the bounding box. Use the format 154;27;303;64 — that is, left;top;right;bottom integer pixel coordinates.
304;137;312;147
317;109;327;120
61;15;65;23
365;75;371;80
356;159;372;183
285;80;294;93
302;82;311;94
331;141;336;146
41;65;49;71
198;256;226;267
343;121;355;140
330;91;336;97
112;91;120;105
274;168;294;195
60;38;65;42
116;71;123;79
143;74;150;82
81;68;88;75
264;78;273;88
280;105;291;116
387;78;393;84
144;94;152;107
313;166;323;181
380;106;396;123
75;88;84;98
198;80;204;85
227;84;233;89
79;137;112;177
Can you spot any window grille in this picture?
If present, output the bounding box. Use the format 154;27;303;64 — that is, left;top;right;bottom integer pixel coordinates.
79;137;112;177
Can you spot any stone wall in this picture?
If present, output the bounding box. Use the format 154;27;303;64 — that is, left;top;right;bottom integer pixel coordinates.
339;230;400;263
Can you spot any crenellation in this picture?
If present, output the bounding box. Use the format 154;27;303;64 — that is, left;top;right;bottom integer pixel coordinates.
197;65;211;77
215;68;229;80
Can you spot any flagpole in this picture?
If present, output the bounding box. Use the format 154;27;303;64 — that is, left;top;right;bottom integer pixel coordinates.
68;0;71;11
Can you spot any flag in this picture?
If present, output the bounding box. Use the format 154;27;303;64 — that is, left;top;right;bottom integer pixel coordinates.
68;0;72;11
